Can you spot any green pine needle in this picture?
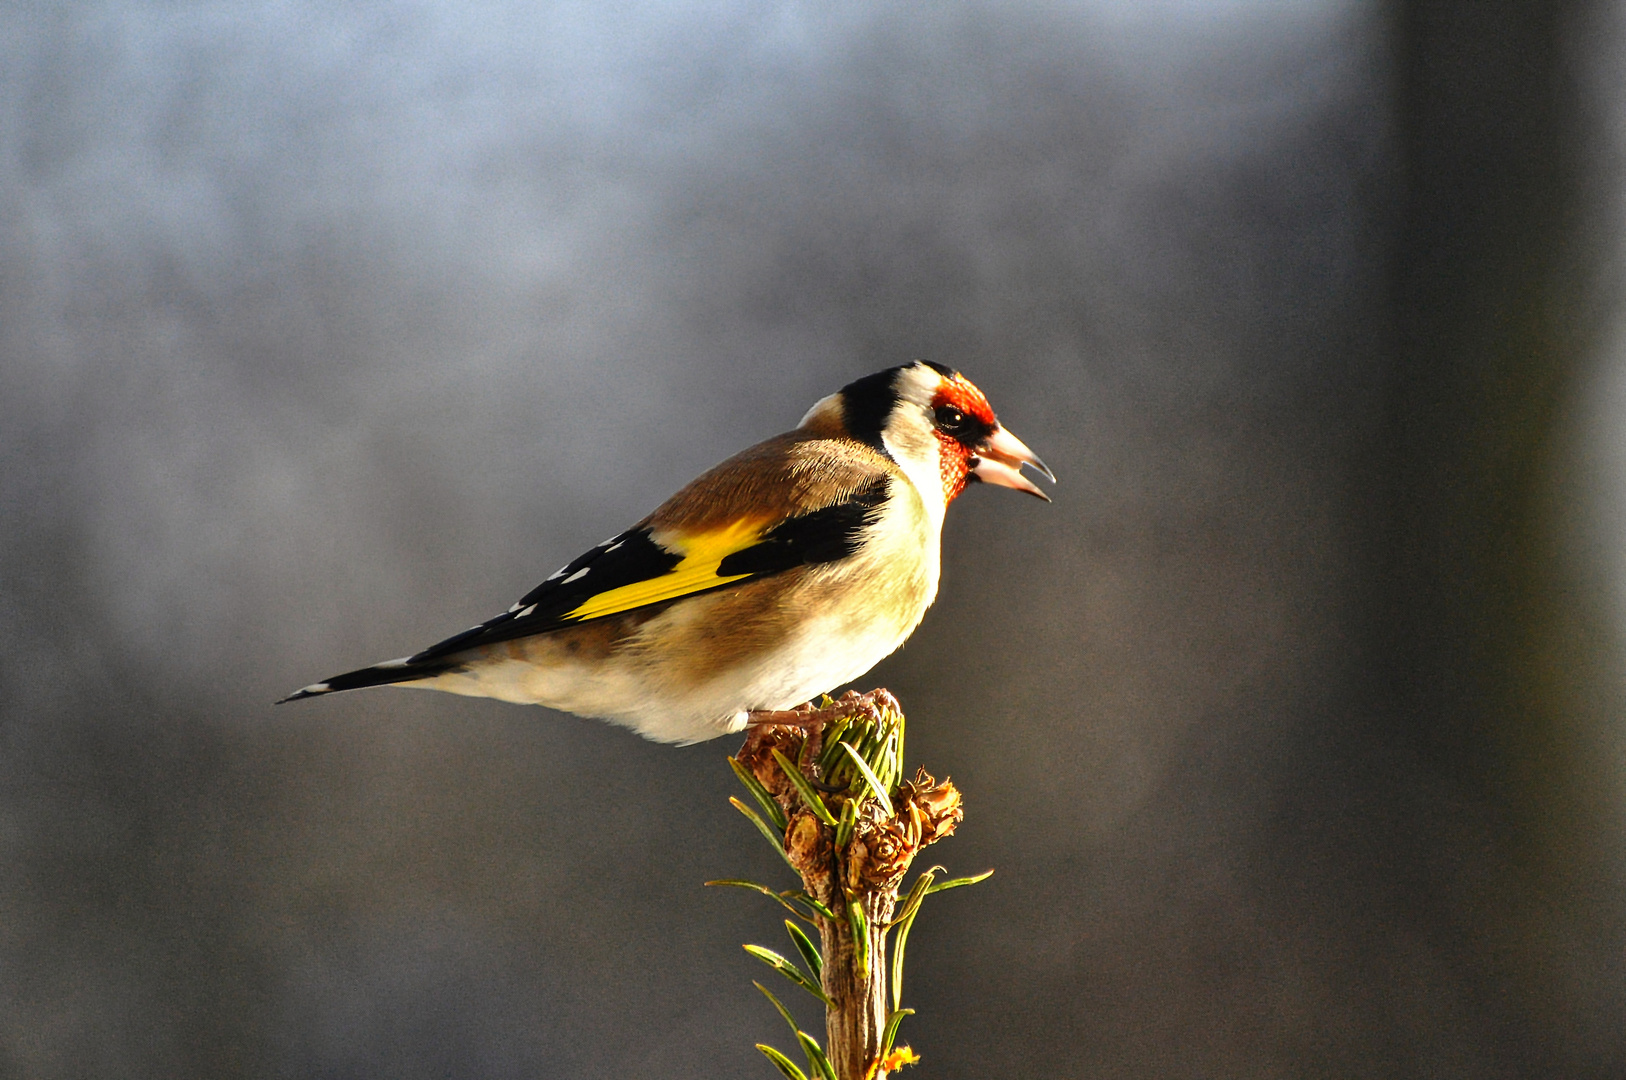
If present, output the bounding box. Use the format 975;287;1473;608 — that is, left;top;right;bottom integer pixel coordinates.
784;890;837;922
754;981;826;1080
785;919;823;982
834;799;857;850
757;1044;811;1080
704;879;818;925
796;1031;838;1080
753;980;802;1042
771;750;839;826
890;898;921;1013
847;901;870;981
881;1008;916;1060
728;798;798;872
837;741;894;816
744;944;829;1004
730;756;789;831
927;869;995;894
888;867;943;932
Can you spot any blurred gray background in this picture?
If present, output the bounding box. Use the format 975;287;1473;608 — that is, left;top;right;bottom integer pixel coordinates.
4;0;1626;1076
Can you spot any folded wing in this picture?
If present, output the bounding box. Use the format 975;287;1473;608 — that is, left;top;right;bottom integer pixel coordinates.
408;475;890;663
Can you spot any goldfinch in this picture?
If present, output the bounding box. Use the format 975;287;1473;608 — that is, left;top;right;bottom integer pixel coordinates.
280;361;1052;743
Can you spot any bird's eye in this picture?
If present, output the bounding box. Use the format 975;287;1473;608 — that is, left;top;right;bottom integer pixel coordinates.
934;405;967;433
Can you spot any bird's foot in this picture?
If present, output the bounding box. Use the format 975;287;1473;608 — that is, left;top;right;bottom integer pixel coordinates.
745;688;899;733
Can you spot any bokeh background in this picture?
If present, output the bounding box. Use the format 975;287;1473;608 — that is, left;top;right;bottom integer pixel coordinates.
5;0;1626;1076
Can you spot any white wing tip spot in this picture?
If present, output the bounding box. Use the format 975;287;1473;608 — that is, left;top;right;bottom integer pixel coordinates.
564;567;590;584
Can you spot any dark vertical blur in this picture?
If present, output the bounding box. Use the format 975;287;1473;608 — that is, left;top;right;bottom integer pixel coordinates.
2;1;1624;1077
1367;0;1626;1071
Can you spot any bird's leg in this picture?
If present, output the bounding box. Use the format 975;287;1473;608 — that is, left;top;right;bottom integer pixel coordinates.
745;705;835;729
744;688;900;736
737;700;813;767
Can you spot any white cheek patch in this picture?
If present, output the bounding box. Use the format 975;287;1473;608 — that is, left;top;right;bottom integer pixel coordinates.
882;427;947;529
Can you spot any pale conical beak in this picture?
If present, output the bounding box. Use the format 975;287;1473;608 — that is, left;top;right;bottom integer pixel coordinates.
970;426;1056;501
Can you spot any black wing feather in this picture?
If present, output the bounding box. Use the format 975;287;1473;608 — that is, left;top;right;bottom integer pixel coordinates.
407;526;678;663
716;479;887;575
407;478;890;662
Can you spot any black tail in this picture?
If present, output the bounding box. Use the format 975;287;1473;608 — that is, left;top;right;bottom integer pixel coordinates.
276;658;451;703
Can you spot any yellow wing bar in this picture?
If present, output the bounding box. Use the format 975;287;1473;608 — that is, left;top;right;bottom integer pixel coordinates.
564;517;769;622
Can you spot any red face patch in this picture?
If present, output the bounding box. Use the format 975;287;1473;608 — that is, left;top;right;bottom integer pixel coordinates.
930;375;998;503
934;431;973;502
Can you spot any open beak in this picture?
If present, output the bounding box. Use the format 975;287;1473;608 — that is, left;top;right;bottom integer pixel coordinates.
970;425;1056;501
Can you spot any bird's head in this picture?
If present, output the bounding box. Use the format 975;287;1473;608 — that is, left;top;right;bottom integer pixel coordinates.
801;361;1055;511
